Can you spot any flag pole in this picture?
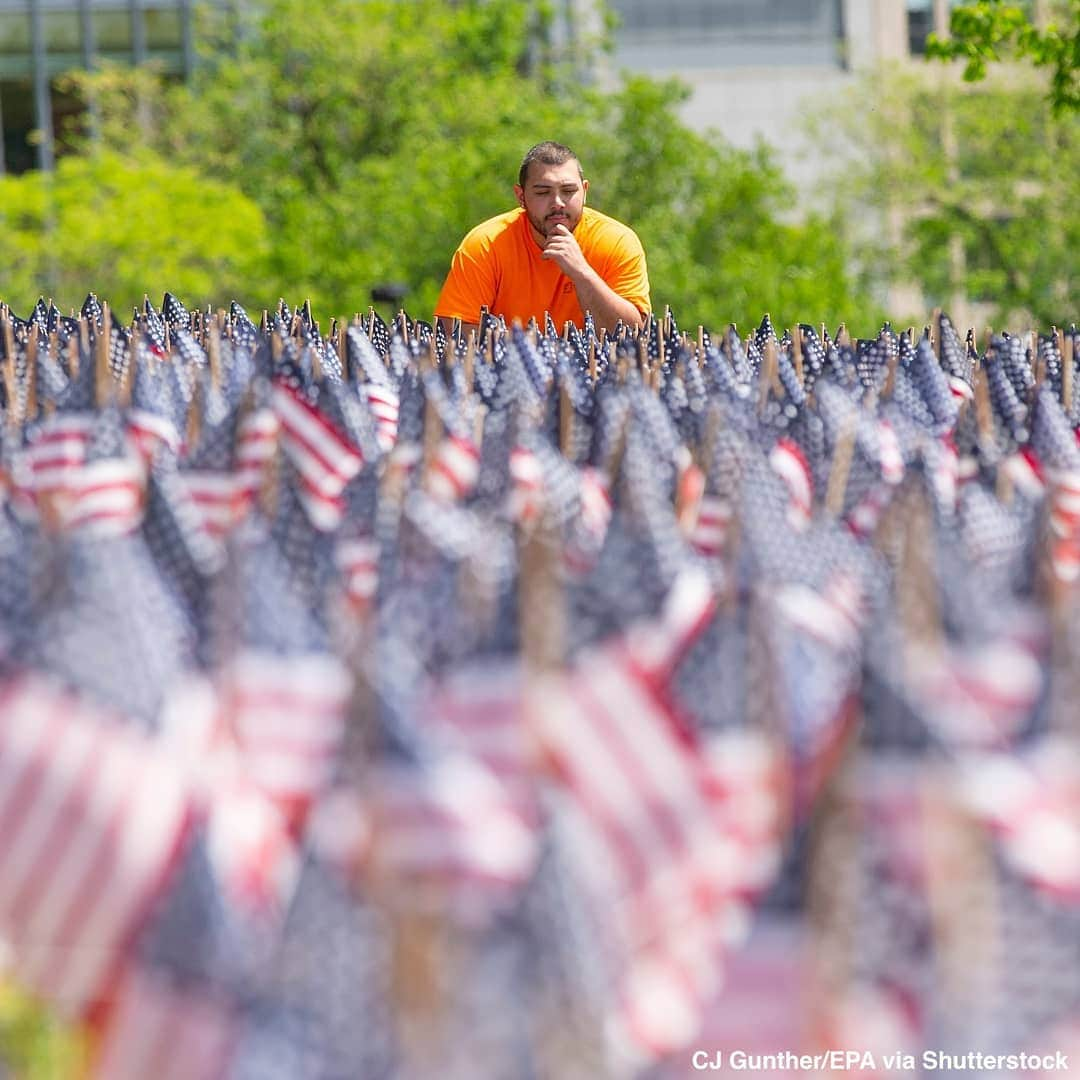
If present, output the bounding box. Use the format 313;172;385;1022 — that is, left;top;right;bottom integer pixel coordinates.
95;301;112;406
1061;326;1074;416
25;324;39;423
559;381;573;458
825;410;857;517
463;330;476;392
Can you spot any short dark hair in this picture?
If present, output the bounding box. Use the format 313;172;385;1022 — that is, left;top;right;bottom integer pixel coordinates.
517;141;583;188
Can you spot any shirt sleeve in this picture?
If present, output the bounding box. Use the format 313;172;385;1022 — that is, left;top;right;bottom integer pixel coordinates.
433;230;498;323
601;230;651;317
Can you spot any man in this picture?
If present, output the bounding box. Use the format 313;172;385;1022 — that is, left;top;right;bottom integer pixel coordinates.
434;141;651;337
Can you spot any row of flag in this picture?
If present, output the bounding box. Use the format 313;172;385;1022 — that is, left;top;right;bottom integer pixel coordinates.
0;291;1077;1078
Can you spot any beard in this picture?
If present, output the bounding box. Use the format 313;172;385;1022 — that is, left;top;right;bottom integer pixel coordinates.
526;207;580;241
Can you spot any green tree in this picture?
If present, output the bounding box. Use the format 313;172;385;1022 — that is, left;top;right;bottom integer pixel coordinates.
52;0;879;333
926;0;1080;113
809;66;1078;327
0;149;271;317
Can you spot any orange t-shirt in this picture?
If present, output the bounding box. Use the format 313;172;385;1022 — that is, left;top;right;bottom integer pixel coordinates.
434;206;651;329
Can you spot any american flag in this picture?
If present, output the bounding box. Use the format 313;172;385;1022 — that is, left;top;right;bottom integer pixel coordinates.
161;291;192;333
2;292;1080;1077
529;566;783;1062
271;363;367;532
0;673;193;1021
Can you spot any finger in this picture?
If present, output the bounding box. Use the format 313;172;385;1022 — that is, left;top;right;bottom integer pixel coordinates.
554;223;571;235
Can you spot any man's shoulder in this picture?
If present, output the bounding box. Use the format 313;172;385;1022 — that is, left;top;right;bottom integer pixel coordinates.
460;208;525;251
578;207;644;252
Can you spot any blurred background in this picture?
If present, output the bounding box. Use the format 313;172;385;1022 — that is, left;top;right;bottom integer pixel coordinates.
0;0;1074;336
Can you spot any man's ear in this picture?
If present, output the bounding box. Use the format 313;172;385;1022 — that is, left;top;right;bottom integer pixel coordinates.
513;184;525;208
582;178;589;202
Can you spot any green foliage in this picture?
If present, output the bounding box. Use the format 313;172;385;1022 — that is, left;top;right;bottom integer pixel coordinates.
926;0;1080;113
41;0;878;332
0;149;271;317
810;67;1079;326
0;981;85;1078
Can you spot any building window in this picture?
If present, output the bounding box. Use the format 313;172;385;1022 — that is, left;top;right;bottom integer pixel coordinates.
907;0;935;54
0;1;199;173
607;0;844;68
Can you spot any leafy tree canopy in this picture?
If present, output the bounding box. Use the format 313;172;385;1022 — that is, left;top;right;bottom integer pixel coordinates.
0;149;271;317
809;65;1078;327
927;0;1080;113
27;0;881;333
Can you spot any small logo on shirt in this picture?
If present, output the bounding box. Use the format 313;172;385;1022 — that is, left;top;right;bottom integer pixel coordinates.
563;281;574;293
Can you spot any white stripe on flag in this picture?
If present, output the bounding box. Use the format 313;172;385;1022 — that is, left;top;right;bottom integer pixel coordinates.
272;383;364;496
0;679;190;1016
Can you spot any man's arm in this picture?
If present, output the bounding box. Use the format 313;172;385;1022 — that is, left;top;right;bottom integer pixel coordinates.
541;224;646;332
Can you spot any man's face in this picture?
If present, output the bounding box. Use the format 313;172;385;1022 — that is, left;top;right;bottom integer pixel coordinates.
514;160;588;244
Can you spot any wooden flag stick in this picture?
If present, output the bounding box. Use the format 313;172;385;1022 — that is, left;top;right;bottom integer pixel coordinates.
559;382;574;458
43;331;58;419
2;317;16;425
883;346;900;401
519;505;565;678
96;303;113;406
588;337;597;384
758;338;781;414
825;412;858;517
464;330;476;391
421;396;441;483
207;317;223;390
67;333;80;380
118;330;135;408
337;320;348;380
790;324;804;386
24;325;38;422
473;402;487;451
186;379;202;452
1061;327;1073;415
972;367;994;443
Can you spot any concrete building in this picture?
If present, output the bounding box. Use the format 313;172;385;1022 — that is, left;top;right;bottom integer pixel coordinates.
0;0;198;173
599;0;949;188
